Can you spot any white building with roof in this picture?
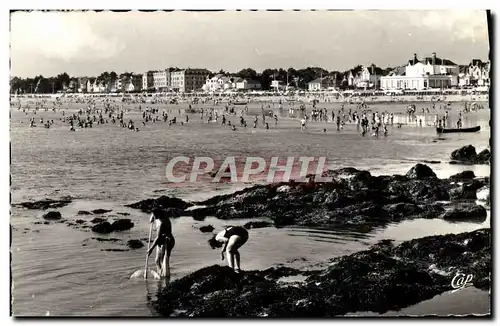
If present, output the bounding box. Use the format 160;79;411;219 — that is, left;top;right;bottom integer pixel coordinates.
380;53;459;90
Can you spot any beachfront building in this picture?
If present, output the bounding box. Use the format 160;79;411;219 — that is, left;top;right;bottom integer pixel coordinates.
171;69;211;92
308;76;336;91
78;78;88;93
152;69;172;92
142;71;154;91
466;59;490;87
203;74;231;92
358;65;384;89
235;79;262;90
66;80;77;93
346;66;363;87
380;53;459;90
270;80;286;92
122;75;142;92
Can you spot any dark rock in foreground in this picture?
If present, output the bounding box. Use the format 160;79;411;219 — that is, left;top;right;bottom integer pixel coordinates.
89;218;134;233
127;239;144;249
111;219;135;231
442;203;488;222
244;221;274;229
75;219;86;224
91;217;107;224
153;229;491;317
14;197;72;210
91;222;113;234
450;145;490;165
77;210;93;215
405;163;437;179
449;171;476;180
43;211;62;220
92;209;112;214
126;195;193;213
199;225;215;233
92;237;121;242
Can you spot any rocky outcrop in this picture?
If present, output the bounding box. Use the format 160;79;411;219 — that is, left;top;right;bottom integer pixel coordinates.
91;217;107;224
91;222;114;234
405;163;437;179
442;203;488;222
450;145;490;165
92;209;112;214
91;219;134;233
111;219;134;232
13;197;72;210
188;165;466;229
43;211;62;220
127;239;144;249
126;195;193;213
77;210;92;215
448;177;489;201
153;229;490;317
449;171;475;180
199;225;215;233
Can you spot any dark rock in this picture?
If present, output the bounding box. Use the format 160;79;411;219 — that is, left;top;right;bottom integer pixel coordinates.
101;248;130;252
199;225;215;233
91;217;107;224
77;210;92;215
91;222;113;234
117;212;130;216
75;219;86;224
153;229;490;317
92;209;112;214
127;239;144;249
442;203;488;222
43;221;50;225
450;145;490;165
477;149;491;163
451;145;477;161
244;221;273;229
92;237;121;242
13;197;72;210
111;219;134;232
126;195;193;213
43;211;62;220
448;184;478;201
449;170;476;180
187;165;471;229
405;164;437;179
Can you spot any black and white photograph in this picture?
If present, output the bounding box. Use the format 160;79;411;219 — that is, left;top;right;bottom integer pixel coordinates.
8;7;492;317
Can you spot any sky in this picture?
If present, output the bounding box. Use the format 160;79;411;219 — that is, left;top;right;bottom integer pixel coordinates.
9;10;490;78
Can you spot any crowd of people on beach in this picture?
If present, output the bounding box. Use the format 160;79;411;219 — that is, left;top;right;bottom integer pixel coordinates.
12;94;481;138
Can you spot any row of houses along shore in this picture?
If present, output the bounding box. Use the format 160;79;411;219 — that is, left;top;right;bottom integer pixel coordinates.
58;52;491;94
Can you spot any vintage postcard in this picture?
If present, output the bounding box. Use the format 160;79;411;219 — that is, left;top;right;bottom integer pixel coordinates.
9;9;491;317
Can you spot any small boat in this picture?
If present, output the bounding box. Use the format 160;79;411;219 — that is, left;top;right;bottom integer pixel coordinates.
436;126;481;133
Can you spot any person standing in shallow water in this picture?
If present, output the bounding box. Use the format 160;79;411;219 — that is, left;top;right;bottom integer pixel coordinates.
147;207;175;278
210;226;249;273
